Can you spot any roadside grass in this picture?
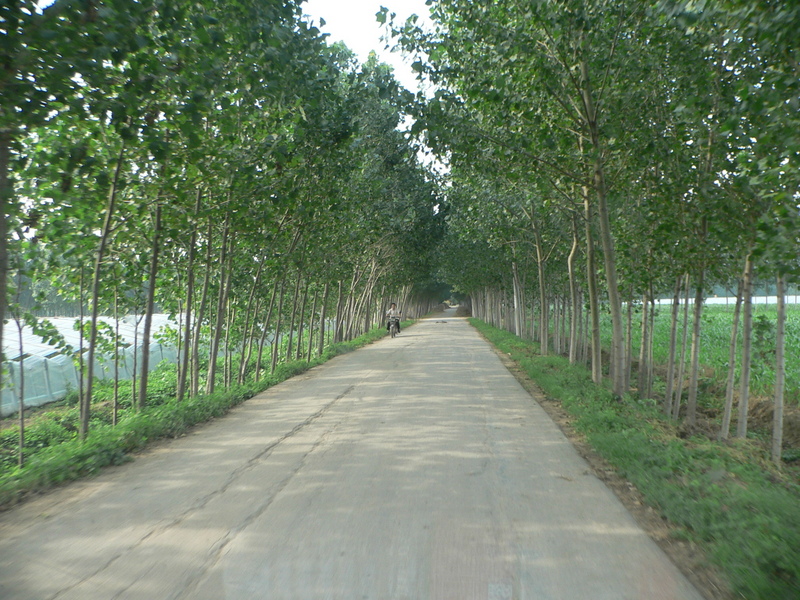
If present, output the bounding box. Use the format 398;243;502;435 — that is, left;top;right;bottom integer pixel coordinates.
472;318;800;600
0;323;396;509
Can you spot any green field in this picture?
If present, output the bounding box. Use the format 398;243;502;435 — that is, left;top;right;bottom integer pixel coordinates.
599;303;800;405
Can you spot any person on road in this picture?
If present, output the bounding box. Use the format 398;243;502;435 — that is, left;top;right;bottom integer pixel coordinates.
386;303;401;334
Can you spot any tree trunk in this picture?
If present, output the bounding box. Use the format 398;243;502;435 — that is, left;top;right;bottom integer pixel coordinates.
400;284;413;320
523;292;530;341
175;273;183;392
737;254;754;438
298;284;311;360
83;142;125;438
594;164;624;395
16;312;24;467
318;282;330;357
625;290;634;393
350;278;371;339
271;275;287;373
561;296;568;355
79;268;86;411
686;270;705;426
772;273;786;464
241;296;262;382
223;301;235;388
131;308;139;412
575;287;589;365
647;292;655;399
341;289;353;341
286;272;302;361
343;270;362;341
190;219;214;396
177;192;200;401
553;296;561;353
584;190;602;384
0;130;10;396
664;275;682;415
221;242;235;386
507;288;513;333
333;280;344;343
511;260;523;338
362;288;372;337
306;286;319;361
137;202;162;409
113;287;120;425
719;277;743;440
638;292;649;400
582;292;590;366
346;287;360;340
533;226;548;354
206;216;231;394
238;256;266;384
580;58;625;396
672;274;691;420
255;277;281;379
496;288;503;330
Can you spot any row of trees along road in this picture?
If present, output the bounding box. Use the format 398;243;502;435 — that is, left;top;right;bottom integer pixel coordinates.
1;1;444;462
389;0;799;463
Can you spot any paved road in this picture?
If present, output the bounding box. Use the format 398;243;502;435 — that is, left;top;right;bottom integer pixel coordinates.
0;309;704;600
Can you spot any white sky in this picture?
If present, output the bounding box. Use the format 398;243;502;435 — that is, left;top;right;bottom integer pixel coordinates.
301;0;433;92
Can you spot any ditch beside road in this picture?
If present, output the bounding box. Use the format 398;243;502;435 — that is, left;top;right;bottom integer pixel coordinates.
0;307;704;600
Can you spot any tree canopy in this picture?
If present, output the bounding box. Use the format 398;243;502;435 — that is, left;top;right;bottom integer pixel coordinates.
1;0;798;446
385;0;799;449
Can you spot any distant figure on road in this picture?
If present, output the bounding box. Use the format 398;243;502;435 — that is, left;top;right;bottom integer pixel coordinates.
386;303;401;334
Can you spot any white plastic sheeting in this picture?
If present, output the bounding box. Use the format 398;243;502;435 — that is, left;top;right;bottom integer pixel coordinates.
1;315;180;417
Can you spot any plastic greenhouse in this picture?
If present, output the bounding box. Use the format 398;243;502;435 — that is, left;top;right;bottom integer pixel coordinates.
1;315;179;417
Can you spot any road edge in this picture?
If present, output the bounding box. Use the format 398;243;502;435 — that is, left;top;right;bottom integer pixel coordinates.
476;329;734;600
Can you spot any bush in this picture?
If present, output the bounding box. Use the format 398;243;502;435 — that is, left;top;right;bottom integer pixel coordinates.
0;414;79;471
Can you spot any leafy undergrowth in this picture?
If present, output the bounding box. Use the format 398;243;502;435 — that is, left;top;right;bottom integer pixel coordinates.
0;324;395;510
471;318;800;600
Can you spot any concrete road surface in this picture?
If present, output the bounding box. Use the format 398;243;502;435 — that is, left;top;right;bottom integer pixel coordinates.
0;308;704;600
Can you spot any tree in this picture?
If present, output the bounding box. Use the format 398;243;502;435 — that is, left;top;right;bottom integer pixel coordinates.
1;0;159;399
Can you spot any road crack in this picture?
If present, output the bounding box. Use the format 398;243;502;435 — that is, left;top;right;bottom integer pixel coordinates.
173;384;356;599
50;384;356;600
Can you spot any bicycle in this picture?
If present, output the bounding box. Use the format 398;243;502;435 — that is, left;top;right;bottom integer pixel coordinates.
388;316;400;338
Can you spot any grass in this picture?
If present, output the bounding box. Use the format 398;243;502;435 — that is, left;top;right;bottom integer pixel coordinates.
472;317;800;600
0;322;396;509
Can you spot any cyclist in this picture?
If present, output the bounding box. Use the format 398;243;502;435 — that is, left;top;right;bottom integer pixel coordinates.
386;303;402;334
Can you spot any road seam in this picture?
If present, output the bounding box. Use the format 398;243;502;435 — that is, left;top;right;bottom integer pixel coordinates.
173;384;357;599
49;384;357;600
